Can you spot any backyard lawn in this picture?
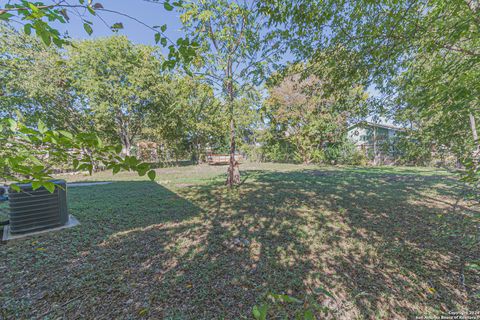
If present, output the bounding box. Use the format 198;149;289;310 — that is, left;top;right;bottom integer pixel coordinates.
1;163;479;319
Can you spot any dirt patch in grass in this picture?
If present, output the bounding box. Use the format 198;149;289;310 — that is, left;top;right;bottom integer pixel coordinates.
1;164;479;319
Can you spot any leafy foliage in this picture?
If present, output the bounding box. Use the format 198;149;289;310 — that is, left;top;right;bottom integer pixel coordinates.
0;24;78;129
262;62;367;164
261;0;480;189
0;0;197;69
393;131;434;166
67;36;168;155
142;75;228;163
0;117;155;191
180;0;284;185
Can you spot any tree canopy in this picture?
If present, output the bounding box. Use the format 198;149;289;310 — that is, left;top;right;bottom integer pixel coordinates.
68;36;168;155
1;0;479;190
180;0;285;186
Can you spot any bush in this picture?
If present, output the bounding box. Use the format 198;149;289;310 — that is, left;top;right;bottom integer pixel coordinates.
239;144;263;162
394;134;432;166
309;148;327;164
324;142;367;165
261;141;298;163
259;140;368;166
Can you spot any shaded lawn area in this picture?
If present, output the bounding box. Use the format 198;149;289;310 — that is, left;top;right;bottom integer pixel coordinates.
1;163;479;319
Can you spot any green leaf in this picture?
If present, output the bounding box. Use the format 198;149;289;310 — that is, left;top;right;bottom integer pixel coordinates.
52;36;64;47
161;24;167;32
111;22;124;30
27;2;40;12
282;295;302;303
32;181;42;190
161;37;167;47
83;23;93;35
87;6;96;15
252;306;261;319
43;182;56;193
466;263;480;271
24;24;32;35
303;309;315;320
164;2;174;11
155;33;161;44
0;12;13;21
112;165;121;175
29;156;43;166
252;304;268;320
32;165;44;173
96;136;103;148
270;294;302;304
137;163;150;176
115;145;123;154
125;155;139;168
147;170;156;181
10;184;20;193
7;118;17;131
37;119;46;134
39;31;51;46
58;130;73;139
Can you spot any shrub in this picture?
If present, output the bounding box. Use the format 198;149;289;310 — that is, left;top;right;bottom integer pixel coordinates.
261;141;298;163
324;141;367;165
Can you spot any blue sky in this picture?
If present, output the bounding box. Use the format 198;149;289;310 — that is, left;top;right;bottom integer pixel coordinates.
1;0;184;53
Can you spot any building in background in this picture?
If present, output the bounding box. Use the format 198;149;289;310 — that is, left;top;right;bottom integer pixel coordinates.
347;121;405;164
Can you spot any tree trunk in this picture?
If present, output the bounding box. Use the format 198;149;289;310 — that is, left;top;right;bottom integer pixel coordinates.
373;126;378;165
225;74;240;187
121;136;131;157
117;115;131;157
469;112;478;145
226;115;240;186
469;112;480;166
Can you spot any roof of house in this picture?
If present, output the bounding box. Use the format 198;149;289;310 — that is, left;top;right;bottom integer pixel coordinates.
348;121;405;132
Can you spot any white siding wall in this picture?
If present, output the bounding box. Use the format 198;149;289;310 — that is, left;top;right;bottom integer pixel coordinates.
347;127;368;146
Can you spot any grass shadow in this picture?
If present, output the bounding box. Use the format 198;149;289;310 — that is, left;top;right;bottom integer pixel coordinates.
2;168;479;319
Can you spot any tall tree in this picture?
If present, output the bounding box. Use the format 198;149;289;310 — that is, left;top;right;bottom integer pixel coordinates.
0;2;181;187
393;44;479;164
68;36;167;156
180;0;284;186
261;0;478;80
264;62;367;164
261;0;480;178
0;24;83;130
143;75;227;163
0;29;157;188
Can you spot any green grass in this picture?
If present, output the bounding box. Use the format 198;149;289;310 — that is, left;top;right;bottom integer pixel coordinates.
1;163;479;319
